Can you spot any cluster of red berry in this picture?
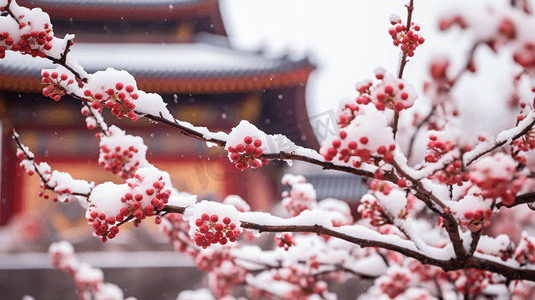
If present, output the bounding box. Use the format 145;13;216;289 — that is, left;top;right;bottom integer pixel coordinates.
88;210;121;243
469;154;523;206
511;126;535;164
513;42;535;68
99;144;140;180
430;160;469;186
460;208;493;232
425;135;455;163
89;176;170;242
159;213;196;255
514;232;535;265
356;75;416;112
193;213;240;248
41;71;73;101
357;195;390;227
388;17;425;57
281;179;316;217
124;175;171;221
377;83;411;112
438;14;468;31
228;136;267;170
38;186;72;203
447;269;494;297
324;134;396;170
0;20;54;59
85;82;139;121
338;102;359;127
378;267;411;299
273;264;328;300
275;233;295;251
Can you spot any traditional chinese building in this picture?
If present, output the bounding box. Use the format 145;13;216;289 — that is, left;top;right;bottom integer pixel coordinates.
0;0;318;232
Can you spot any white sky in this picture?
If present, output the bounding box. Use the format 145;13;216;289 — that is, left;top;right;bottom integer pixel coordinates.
221;0;525;143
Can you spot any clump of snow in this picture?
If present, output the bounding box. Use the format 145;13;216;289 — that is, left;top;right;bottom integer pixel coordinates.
223;195;251;212
470;152;516;182
281;174;306;186
87;181;130;221
167;192;197;208
477;234;511;256
375;189;408;219
227;120;324;165
176;289;215;300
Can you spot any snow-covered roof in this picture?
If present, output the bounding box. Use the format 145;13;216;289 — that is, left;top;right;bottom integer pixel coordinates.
0;41;315;94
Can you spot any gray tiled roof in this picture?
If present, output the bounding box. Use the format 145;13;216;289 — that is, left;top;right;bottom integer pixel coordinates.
304;174;367;201
0;41;312;80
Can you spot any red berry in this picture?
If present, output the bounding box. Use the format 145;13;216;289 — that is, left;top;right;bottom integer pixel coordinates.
223;217;231;224
254;139;262;147
332;140;341;148
244;136;253;144
145;205;154;214
120;207;129;216
254;148;263;156
134;209;144;219
201;213;210;221
115;83;124;90
210;214;219;222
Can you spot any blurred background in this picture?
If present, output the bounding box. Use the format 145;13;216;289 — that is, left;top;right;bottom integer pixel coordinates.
0;0;528;299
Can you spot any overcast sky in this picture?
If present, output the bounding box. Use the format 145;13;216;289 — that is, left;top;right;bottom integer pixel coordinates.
220;0;523;142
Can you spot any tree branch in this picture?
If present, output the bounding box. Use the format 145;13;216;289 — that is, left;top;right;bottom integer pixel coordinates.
236;217;535;282
498;191;535;208
465;117;535;166
13;130;92;198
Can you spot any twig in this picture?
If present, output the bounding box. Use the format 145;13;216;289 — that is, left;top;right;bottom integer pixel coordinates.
13;129;91;198
498;191;535;208
407;106;436;160
465;117;535;166
397;0;415;80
